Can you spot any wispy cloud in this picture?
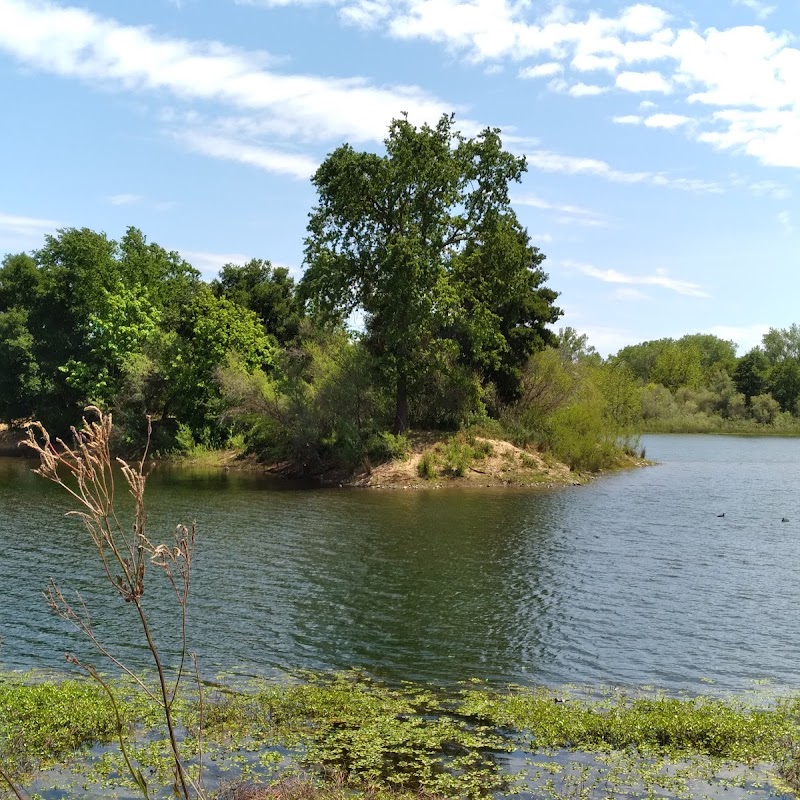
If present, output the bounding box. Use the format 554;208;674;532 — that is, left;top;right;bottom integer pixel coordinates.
524;149;721;193
108;193;144;206
224;0;800;173
177;132;319;178
614;113;692;130
748;180;790;199
0;0;470;149
181;249;253;280
0;211;61;250
733;0;775;20
513;194;609;227
778;210;793;235
566;260;710;298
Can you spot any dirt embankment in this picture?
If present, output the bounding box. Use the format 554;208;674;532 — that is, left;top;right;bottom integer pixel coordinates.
347;435;623;490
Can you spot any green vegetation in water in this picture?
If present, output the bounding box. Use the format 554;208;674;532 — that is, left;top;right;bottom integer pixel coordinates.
4;672;800;800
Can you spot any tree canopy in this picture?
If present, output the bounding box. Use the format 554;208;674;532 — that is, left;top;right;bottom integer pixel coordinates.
301;113;560;432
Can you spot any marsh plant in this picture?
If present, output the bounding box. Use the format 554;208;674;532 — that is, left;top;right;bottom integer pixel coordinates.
4;408;204;800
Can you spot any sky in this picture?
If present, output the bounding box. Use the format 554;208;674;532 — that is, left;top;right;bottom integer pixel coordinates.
0;0;798;356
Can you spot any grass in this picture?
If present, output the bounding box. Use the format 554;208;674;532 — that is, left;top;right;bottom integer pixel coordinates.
416;433;494;480
4;673;800;800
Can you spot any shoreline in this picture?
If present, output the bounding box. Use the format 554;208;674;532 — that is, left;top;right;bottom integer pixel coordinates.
1;424;648;488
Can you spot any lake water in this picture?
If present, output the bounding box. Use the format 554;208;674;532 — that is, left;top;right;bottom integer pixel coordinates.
2;434;800;696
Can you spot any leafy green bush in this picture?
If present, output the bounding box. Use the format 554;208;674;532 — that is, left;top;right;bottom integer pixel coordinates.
417;450;438;480
367;431;410;462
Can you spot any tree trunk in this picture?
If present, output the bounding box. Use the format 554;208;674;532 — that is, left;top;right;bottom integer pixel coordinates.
393;369;409;434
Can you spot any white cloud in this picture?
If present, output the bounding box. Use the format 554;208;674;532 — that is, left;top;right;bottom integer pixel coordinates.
614;287;650;301
340;0;392;28
524;148;720;192
571;53;619;73
616;70;672;93
177;131;319;178
181;249;252;280
0;0;468;148
108;193;143;206
566;260;710;297
269;0;800;173
748;180;789;199
699;108;800;168
518;61;562;79
567;82;608;97
778;210;793;234
643;112;690;129
733;0;775;20
514;194;609;227
525;149;651;183
0;211;61;251
6;0;800;178
613;114;642;125
613;112;689;129
182;249;303;281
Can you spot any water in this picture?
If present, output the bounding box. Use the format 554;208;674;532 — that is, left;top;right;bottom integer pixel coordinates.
2;434;800;695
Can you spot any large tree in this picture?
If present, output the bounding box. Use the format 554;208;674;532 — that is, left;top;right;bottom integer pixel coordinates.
301;113;560;432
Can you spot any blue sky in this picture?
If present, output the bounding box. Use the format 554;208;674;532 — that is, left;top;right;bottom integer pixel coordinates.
0;0;798;355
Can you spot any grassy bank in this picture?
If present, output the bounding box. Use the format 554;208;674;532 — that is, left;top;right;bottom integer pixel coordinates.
3;672;799;799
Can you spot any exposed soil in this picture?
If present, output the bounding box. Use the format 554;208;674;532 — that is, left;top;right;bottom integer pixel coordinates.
349;435;587;490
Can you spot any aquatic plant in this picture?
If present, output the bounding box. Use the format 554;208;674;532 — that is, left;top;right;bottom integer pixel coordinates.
10;409;203;800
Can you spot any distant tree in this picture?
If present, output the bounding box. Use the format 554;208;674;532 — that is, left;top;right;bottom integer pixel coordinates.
211;258;302;344
762;324;800;364
165;288;276;438
0;253;40;312
677;333;737;379
301;113;561;432
650;342;702;391
612;339;672;384
556;326;599;364
733;347;769;401
0;308;40;423
768;360;800;413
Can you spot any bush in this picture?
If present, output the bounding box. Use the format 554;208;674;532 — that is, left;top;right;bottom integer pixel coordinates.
417;450;438;480
367;431;410;462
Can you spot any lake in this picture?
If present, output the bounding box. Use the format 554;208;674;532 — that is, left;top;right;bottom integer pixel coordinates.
2;434;800;695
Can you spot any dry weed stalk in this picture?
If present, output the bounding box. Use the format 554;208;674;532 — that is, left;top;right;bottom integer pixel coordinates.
18;408;205;800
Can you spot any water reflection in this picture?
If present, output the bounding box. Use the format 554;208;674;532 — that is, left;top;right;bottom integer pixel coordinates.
3;435;800;694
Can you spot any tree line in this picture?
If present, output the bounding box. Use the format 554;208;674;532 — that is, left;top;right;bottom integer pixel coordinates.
610;328;800;431
6;114;748;474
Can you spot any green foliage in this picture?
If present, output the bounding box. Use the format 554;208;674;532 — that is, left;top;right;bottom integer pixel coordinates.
734;347;769;400
220;329;388;472
417;449;438;480
367;431;410;462
0;678;118;775
458;687;796;762
6;674;800;799
252;675;510;798
556;326;599;364
301;113;560;432
211;259;303;345
0;308;40;423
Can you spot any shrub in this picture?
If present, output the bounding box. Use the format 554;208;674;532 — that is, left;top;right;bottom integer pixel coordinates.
417;450;438;480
